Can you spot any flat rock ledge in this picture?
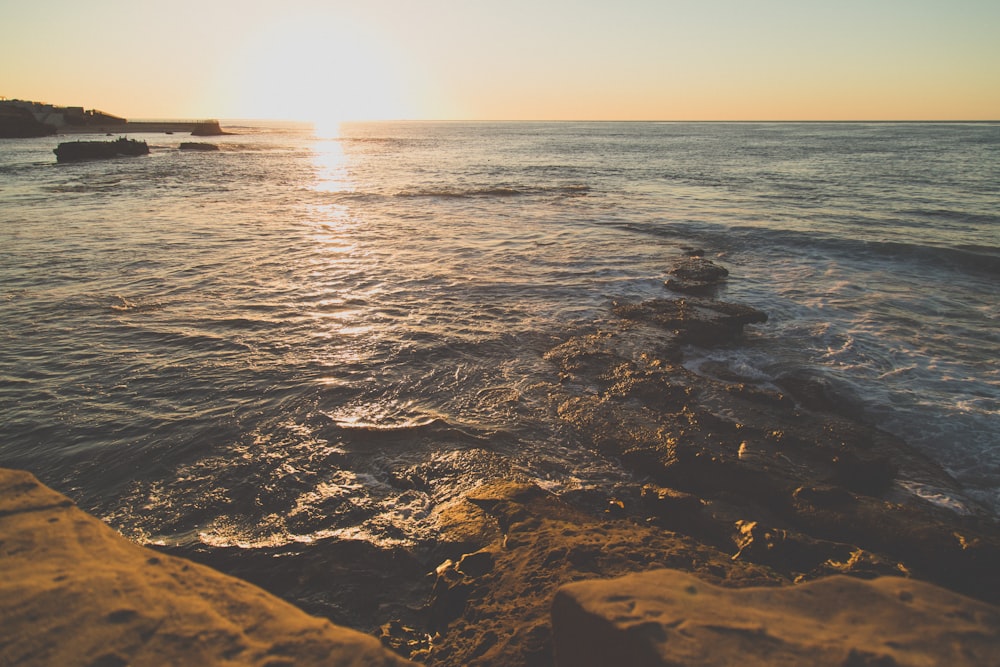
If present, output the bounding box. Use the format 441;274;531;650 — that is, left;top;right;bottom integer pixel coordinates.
0;468;414;667
552;569;1000;667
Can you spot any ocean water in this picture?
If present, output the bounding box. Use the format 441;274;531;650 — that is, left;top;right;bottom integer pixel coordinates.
1;121;997;549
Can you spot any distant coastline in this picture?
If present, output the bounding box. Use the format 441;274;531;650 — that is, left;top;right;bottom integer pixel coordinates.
0;99;229;137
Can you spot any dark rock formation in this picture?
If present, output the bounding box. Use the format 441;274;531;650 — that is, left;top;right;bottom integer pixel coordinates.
0;468;415;667
552;569;1000;667
544;291;1000;602
53;137;149;162
179;141;220;151
612;297;767;346
665;256;730;293
191;120;230;136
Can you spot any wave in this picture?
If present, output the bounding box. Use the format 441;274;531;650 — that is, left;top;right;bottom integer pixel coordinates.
871;240;1000;275
394;184;590;199
618;220;1000;276
325;409;495;447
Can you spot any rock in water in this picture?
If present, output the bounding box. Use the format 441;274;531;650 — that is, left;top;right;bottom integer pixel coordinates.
612;297;767;346
191;120;229;136
665;257;730;293
0;468;415;667
53;137;149;162
551;568;1000;667
179;141;220;151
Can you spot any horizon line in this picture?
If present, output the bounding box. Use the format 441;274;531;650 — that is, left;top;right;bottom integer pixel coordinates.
212;117;1000;124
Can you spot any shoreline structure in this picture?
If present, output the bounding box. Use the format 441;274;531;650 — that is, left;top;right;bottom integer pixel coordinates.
0;98;229;137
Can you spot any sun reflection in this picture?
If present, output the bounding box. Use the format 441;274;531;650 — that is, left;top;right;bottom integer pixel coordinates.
311;137;352;194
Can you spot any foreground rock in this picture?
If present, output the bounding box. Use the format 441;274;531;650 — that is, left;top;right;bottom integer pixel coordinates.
420;483;783;666
552;569;1000;667
0;468;414;667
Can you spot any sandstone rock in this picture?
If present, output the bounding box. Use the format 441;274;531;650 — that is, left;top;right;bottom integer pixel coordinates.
424;482;781;667
552;569;1000;667
0;468;414;667
433;495;503;553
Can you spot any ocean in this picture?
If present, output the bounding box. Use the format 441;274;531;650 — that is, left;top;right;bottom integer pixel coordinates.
1;121;998;557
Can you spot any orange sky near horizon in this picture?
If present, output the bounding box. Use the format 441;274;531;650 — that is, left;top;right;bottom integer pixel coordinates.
2;0;998;123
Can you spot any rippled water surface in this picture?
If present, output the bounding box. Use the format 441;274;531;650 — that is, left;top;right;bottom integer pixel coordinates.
1;121;998;544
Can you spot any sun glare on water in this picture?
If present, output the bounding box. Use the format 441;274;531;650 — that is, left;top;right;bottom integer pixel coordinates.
225;15;415;135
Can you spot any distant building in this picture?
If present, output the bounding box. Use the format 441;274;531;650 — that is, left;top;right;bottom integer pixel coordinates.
0;99;127;130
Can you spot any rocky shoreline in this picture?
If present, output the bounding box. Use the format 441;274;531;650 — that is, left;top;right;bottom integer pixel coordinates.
4;253;999;666
0;467;415;667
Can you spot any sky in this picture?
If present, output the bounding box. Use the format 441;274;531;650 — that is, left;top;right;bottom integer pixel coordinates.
2;0;998;122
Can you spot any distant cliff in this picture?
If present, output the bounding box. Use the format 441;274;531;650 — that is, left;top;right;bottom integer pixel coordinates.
0;103;57;138
0;99;228;137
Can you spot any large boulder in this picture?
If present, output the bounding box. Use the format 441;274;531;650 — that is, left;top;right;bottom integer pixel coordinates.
552;568;1000;667
0;468;414;667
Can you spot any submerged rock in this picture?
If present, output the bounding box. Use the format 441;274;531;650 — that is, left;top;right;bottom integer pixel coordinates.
612;297;767;346
551;569;1000;667
179;141;220;151
665;256;730;293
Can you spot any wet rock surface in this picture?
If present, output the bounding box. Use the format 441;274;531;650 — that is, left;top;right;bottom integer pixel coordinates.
665;255;730;293
394;253;1000;664
179;141;220;151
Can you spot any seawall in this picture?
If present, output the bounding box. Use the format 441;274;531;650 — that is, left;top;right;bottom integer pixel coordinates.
57;120;229;135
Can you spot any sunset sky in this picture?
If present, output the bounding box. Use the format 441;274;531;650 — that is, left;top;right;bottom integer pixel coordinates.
2;0;998;122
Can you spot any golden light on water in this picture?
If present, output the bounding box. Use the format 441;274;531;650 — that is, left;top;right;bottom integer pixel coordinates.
311;138;351;193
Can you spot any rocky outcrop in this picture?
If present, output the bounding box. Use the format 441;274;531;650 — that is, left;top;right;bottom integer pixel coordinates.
191;120;230;136
180;141;220;151
551;568;1000;667
53;137;149;162
665;255;730;293
0;468;414;667
419;482;783;666
542;269;1000;604
612;297;767;346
